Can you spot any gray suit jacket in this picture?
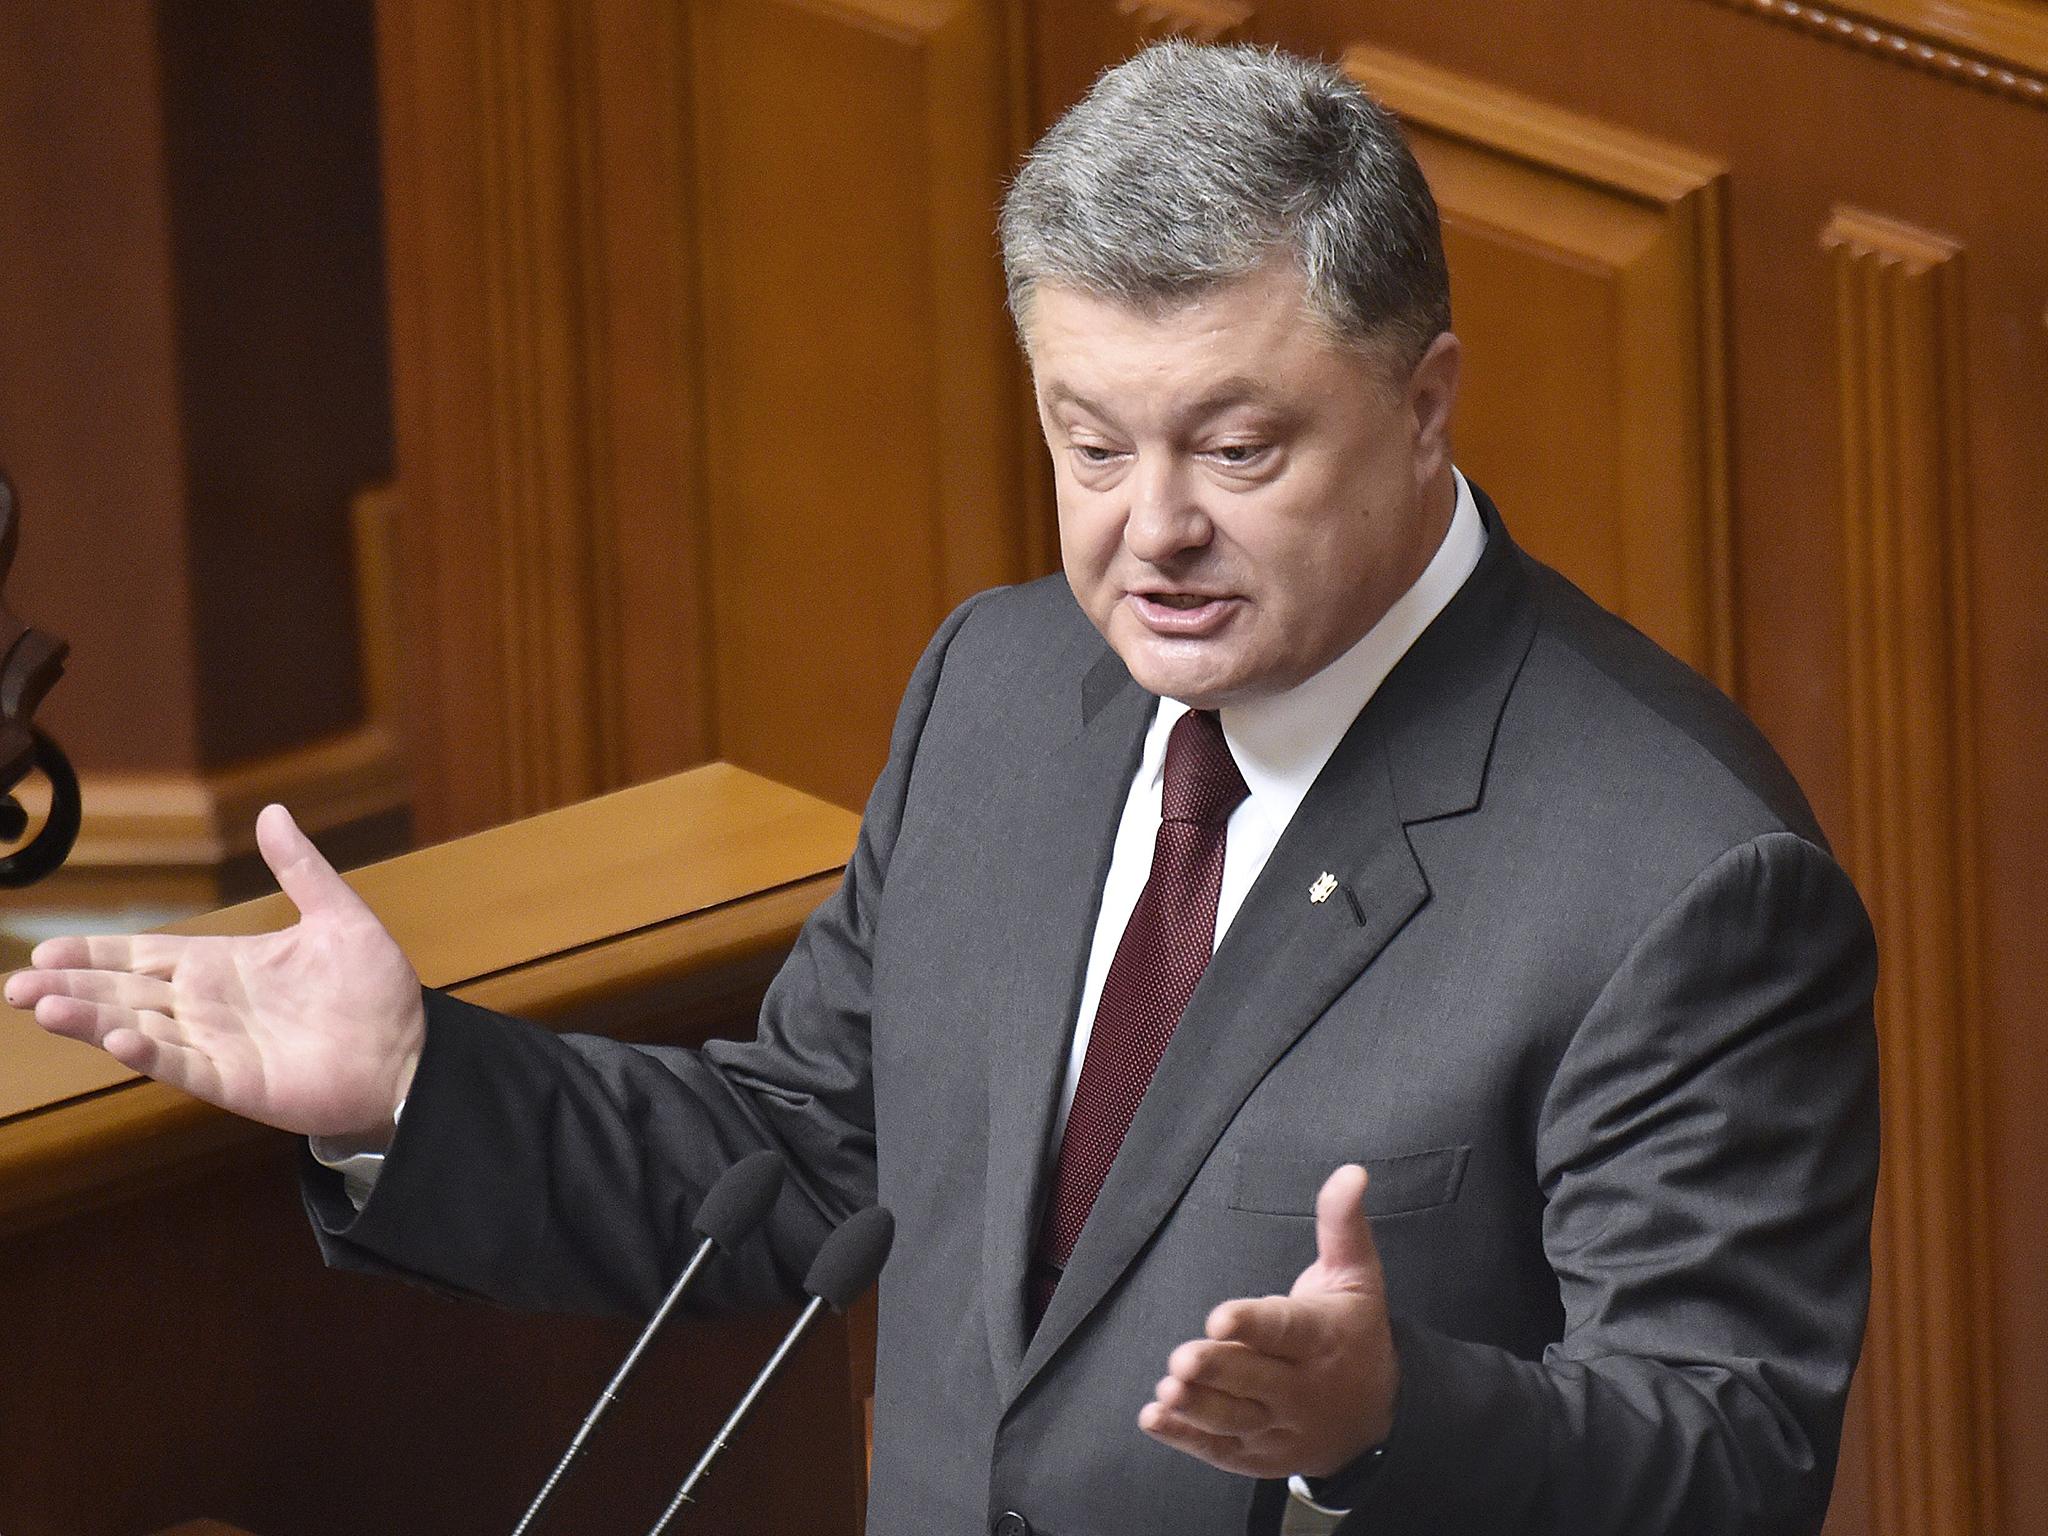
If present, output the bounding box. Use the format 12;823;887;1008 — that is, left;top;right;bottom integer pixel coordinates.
312;491;1879;1535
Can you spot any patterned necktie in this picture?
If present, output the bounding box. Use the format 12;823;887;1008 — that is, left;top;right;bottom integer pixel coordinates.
1033;708;1249;1316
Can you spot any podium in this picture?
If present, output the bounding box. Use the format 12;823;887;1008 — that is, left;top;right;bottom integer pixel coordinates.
2;767;871;1536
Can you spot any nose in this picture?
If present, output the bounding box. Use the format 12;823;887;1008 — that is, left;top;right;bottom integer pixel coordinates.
1121;453;1211;565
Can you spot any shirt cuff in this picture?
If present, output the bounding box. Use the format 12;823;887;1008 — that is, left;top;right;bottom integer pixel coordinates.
307;1097;405;1211
1285;1473;1351;1517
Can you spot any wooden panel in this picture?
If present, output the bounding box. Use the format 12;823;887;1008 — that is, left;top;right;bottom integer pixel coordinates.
7;486;411;909
690;0;1032;809
376;0;628;833
1345;46;1735;689
1692;0;2048;105
0;765;867;1536
378;0;1033;832
0;4;389;779
0;764;857;1139
1828;207;1997;1536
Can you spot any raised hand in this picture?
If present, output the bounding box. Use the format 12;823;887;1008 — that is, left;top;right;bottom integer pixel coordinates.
5;803;425;1143
1140;1164;1399;1480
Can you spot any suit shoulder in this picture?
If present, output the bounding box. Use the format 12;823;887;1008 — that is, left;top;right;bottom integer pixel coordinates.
1510;554;1826;849
931;574;1104;691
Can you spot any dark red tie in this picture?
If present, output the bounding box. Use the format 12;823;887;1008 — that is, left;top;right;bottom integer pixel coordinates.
1032;708;1248;1317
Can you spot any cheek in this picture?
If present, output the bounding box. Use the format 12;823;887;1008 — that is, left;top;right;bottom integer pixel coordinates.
1055;497;1120;593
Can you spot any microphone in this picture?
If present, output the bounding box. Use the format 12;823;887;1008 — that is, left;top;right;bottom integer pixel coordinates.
508;1150;787;1536
643;1205;896;1535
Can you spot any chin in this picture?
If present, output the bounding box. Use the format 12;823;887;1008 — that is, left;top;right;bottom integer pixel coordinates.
1123;660;1240;709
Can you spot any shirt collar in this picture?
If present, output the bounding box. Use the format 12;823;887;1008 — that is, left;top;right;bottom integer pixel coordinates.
1144;468;1487;829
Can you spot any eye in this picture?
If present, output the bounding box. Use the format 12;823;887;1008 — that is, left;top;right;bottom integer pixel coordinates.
1207;442;1269;468
1071;443;1122;466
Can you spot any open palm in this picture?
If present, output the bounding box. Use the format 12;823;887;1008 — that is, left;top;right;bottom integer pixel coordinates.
7;803;425;1141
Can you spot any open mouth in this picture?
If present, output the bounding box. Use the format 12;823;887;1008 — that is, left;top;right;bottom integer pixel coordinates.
1128;590;1236;633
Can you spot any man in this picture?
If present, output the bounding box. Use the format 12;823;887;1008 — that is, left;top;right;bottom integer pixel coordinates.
10;41;1877;1536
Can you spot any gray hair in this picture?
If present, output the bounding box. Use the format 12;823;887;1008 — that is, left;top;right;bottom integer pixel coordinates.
1000;41;1451;370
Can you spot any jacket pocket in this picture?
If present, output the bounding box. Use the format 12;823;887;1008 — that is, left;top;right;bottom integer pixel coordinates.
1229;1143;1471;1219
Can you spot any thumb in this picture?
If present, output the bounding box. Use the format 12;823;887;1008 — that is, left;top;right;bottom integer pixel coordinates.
255;803;370;923
1307;1163;1380;1285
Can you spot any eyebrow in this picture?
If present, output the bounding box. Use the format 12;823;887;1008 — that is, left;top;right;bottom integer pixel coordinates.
1041;376;1279;425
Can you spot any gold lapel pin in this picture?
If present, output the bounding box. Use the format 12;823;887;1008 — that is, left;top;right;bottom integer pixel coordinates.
1309;871;1338;905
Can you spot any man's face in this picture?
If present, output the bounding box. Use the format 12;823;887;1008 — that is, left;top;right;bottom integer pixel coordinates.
1026;263;1459;709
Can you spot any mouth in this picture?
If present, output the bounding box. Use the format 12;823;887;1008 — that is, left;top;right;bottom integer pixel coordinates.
1126;589;1238;635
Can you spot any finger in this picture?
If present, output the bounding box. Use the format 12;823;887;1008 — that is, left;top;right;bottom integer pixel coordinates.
1138;1403;1254;1474
7;969;175;1016
100;1025;225;1103
255;803;371;923
1208;1295;1324;1362
27;932;190;979
1312;1163;1379;1277
32;995;165;1049
1168;1338;1292;1404
1153;1373;1267;1436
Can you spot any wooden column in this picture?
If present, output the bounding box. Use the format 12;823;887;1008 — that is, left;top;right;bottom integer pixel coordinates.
376;0;1042;837
0;2;403;906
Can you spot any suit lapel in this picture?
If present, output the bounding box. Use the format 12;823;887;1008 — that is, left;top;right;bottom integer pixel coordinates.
979;647;1153;1391
1015;721;1425;1387
1008;491;1540;1401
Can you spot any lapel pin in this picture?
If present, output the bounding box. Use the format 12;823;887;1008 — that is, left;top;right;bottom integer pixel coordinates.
1309;871;1338;905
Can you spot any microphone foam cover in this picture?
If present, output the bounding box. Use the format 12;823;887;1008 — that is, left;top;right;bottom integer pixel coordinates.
804;1206;895;1312
693;1150;788;1252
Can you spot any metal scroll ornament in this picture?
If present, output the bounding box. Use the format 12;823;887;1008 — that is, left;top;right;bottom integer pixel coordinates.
0;471;81;886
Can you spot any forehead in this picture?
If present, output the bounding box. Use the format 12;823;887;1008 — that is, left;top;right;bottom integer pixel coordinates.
1022;266;1379;418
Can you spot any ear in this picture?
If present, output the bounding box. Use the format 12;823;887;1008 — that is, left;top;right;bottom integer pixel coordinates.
1404;330;1462;491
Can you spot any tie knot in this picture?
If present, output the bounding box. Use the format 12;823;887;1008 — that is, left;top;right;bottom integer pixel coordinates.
1161;709;1248;826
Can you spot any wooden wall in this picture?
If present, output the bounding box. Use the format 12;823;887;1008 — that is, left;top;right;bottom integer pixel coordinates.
374;5;2043;1534
4;3;2042;1534
374;0;1047;833
0;2;405;907
1024;7;2045;1535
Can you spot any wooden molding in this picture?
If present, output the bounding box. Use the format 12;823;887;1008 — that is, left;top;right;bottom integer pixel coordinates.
1346;46;1736;691
1827;206;1999;1536
10;723;407;874
8;483;411;902
1694;0;2048;107
0;762;859;1228
472;2;627;813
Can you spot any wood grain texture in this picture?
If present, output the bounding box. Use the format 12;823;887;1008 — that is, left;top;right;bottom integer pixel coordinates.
0;765;865;1536
0;764;858;1216
1344;45;1736;690
376;0;699;839
1827;206;1998;1536
4;721;406;887
4;483;411;905
378;0;1031;831
1692;0;2048;105
688;0;1033;810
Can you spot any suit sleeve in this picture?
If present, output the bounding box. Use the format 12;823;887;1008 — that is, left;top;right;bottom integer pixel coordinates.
1338;831;1879;1536
303;591;990;1320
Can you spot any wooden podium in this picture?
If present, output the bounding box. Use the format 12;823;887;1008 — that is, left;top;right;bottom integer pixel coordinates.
2;766;870;1536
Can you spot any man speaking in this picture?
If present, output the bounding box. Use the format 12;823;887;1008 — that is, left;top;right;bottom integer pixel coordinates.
11;41;1877;1536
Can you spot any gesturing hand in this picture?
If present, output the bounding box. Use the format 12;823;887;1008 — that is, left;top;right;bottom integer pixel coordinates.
5;803;425;1144
1140;1164;1398;1481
